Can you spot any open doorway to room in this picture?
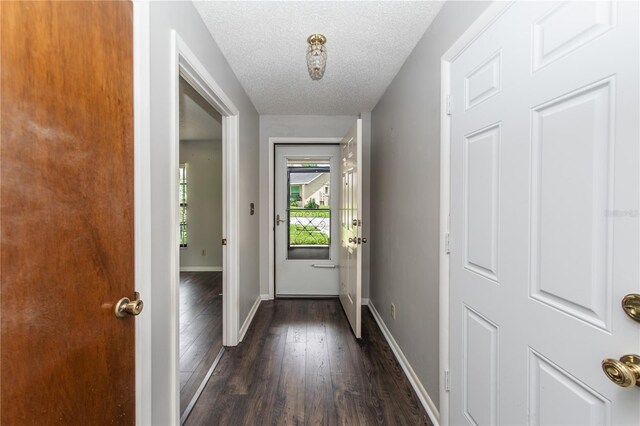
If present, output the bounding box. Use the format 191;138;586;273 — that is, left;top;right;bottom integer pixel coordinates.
178;76;224;420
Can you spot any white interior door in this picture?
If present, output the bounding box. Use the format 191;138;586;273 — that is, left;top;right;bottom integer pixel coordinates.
275;145;341;296
339;120;363;338
449;2;639;425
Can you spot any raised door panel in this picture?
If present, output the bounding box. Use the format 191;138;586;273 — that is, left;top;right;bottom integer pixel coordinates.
465;51;502;110
463;306;498;426
464;124;500;282
530;78;614;331
529;350;610;426
532;1;616;72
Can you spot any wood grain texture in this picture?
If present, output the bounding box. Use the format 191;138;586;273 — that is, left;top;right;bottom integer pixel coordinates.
180;272;223;415
0;1;134;424
184;299;432;426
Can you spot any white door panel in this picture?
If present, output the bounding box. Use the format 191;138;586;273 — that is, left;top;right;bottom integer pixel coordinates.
450;2;639;425
339;120;362;338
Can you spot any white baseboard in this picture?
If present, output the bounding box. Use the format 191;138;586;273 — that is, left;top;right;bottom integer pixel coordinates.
367;301;440;426
179;266;223;272
260;294;271;301
361;298;369;306
238;295;261;343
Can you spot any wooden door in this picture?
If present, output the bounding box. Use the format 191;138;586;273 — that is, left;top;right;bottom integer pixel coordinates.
1;1;136;424
449;2;639;425
339;120;362;338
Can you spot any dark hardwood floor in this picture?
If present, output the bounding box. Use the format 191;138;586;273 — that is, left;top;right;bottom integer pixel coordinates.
180;271;223;416
185;298;432;426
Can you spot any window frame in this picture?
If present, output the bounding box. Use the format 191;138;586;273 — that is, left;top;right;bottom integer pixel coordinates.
179;162;188;248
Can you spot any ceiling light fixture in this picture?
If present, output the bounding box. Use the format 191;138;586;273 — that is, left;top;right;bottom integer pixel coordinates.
306;34;327;81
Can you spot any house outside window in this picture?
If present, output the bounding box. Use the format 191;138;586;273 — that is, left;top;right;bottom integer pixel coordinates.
290;185;302;206
179;163;188;247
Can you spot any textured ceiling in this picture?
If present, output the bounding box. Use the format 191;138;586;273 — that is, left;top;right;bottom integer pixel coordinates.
179;77;222;140
193;1;444;115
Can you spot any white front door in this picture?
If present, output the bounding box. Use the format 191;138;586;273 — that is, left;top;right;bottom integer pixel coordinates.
275;145;341;296
449;2;639;425
339;120;363;338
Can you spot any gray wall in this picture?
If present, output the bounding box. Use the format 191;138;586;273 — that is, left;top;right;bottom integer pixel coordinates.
149;2;260;423
369;1;490;410
179;139;223;269
258;115;370;299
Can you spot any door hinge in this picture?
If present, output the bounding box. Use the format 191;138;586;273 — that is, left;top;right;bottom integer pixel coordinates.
446;95;452;116
445;369;450;392
445;232;451;254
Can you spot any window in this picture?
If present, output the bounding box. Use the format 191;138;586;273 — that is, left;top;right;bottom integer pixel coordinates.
287;162;331;260
290;185;301;206
179;163;188;247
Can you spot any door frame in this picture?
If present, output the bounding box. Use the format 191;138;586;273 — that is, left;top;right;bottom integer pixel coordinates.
170;30;240;346
267;137;342;299
133;2;152;424
438;2;516;425
166;30;241;421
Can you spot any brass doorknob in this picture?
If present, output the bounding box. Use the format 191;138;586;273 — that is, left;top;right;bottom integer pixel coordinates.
602;355;640;387
115;292;144;318
622;294;640;322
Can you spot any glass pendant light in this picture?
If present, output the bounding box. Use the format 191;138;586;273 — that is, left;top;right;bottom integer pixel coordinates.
306;34;327;81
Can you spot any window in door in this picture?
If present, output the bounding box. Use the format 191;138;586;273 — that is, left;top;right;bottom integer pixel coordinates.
179;163;188;247
287;160;331;260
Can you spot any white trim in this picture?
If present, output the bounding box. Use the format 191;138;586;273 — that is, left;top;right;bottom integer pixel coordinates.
179;266;223;272
238;295;262;342
368;301;440;425
361;298;370;306
170;30;241;425
438;3;514;425
133;2;152;425
267;137;343;299
260;293;271;301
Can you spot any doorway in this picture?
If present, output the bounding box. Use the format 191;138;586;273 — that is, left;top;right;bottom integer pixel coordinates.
167;32;242;424
268;120;364;338
274;144;341;296
178;77;224;421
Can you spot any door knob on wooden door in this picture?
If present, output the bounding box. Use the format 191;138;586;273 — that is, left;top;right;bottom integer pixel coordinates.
602;355;640;387
114;292;144;318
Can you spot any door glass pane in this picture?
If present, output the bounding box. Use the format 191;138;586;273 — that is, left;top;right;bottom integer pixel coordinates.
287;160;331;260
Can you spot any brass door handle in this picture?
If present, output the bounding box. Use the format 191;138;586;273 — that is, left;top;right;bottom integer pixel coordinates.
602;355;640;387
622;294;640;322
115;292;144;318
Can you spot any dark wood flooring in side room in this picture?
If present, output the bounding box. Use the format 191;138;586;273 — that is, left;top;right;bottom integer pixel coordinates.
185;298;432;426
180;271;223;416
